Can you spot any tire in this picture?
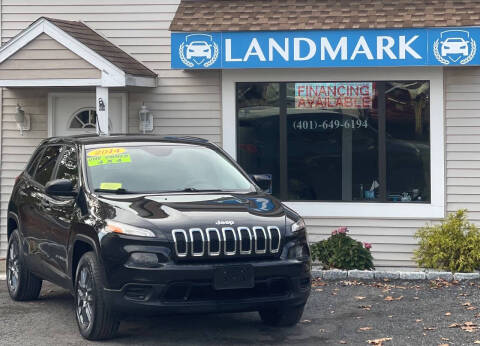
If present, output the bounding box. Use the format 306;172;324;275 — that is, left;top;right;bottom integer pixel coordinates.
6;229;42;301
259;304;305;327
74;251;119;340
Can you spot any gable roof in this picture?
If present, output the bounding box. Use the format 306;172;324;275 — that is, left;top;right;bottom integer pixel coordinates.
0;17;157;87
44;18;156;77
170;0;480;32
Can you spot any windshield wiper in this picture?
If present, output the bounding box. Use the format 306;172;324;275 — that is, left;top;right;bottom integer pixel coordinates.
94;188;136;194
179;187;225;192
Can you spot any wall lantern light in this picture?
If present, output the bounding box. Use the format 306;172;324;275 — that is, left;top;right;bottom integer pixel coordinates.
15;104;30;136
138;102;153;134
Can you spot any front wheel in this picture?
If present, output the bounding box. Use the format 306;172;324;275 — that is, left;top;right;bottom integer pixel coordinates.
74;252;119;340
6;229;42;301
259;304;306;327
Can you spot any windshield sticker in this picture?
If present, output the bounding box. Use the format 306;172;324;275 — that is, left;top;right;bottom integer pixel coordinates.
99;182;123;190
87;147;126;157
87;153;131;167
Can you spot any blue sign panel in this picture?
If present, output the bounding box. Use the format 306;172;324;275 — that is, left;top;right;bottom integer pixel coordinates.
171;27;480;69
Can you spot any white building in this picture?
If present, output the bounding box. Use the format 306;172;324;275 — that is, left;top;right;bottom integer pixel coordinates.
1;0;479;269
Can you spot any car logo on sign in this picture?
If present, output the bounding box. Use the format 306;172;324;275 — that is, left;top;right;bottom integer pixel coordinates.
179;34;219;68
433;29;477;65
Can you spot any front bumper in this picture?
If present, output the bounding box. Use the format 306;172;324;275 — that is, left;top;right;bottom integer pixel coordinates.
103;259;311;315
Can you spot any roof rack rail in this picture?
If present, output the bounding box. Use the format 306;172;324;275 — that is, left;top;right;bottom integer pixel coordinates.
162;136;209;143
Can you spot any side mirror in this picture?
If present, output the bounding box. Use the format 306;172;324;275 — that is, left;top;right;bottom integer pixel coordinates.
45;179;76;197
251;174;272;194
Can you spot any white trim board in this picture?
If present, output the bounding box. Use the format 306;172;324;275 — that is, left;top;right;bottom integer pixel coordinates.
0;18;156;88
48;92;128;137
222;67;445;219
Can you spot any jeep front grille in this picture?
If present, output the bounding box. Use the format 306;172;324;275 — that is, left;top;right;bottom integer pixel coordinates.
172;226;281;258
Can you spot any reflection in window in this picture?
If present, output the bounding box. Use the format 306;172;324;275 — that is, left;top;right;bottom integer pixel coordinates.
386;81;430;202
236;81;431;203
56;146;78;189
34;145;62;186
237;83;280;196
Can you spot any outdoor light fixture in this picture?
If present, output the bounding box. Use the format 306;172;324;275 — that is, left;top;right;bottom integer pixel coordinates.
15;104;30;136
138;102;153;134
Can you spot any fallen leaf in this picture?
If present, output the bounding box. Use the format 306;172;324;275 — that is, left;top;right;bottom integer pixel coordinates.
339;341;347;344
359;326;373;331
445;312;451;316
388;315;393;318
315;288;324;292
441;337;449;341
384;296;403;301
424;327;437;331
473;341;480;344
464;321;477;326
467;306;477;311
301;319;311;323
463;302;472;307
416;319;423;323
449;323;461;328
360;305;372;311
355;296;366;300
438;343;448;346
367;337;392;345
414;297;419;300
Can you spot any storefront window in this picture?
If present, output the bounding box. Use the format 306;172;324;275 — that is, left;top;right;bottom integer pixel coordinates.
237;81;430;203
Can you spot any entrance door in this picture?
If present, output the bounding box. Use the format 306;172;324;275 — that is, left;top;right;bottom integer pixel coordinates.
48;93;127;136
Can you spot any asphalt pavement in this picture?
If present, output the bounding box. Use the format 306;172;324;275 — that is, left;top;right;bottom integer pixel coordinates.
1;278;480;345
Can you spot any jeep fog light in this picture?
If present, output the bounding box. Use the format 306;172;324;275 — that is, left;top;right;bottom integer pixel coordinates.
287;243;310;260
125;252;160;268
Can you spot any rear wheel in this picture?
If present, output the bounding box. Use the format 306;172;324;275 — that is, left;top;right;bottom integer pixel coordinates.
74;251;119;340
259;304;305;327
6;229;42;301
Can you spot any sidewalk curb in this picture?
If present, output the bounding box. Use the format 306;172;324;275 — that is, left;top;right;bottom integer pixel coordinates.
312;268;480;281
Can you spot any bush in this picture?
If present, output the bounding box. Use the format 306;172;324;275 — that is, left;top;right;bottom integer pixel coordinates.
414;209;480;273
310;227;374;270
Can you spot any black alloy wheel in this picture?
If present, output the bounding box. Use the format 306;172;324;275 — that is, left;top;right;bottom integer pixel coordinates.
6;229;42;301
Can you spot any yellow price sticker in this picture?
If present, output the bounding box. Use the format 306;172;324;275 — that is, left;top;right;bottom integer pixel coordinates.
100;182;123;190
88;147;126;157
87;153;131;167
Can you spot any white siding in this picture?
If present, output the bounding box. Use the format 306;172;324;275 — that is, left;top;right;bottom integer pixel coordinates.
0;1;221;258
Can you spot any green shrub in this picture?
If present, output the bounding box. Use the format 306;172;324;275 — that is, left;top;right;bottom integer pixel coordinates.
414;210;480;273
310;227;374;270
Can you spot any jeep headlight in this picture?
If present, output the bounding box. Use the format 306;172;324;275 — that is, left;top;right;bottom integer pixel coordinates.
104;220;155;238
291;218;306;233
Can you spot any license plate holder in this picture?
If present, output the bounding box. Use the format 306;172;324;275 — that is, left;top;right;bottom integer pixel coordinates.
213;265;254;290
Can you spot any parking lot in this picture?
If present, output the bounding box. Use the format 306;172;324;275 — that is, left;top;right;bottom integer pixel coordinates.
1;278;480;345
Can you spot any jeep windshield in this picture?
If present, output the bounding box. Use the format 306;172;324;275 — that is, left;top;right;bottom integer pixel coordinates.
85;143;256;194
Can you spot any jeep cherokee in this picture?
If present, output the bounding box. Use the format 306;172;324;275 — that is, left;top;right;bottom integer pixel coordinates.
6;135;311;340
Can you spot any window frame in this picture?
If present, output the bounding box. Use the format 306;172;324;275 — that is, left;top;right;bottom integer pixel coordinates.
223;67;445;219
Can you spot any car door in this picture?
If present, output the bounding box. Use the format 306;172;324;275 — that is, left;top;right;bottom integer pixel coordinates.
25;145;63;280
16;146;45;272
42;145;79;284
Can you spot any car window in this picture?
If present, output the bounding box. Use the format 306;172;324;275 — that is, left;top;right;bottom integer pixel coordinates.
55;145;79;189
34;145;62;186
26;147;45;177
85;144;255;193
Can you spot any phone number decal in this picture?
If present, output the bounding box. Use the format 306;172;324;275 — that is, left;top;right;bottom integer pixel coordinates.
292;119;368;130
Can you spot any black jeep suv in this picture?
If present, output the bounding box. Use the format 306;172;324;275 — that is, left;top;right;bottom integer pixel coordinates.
6;135;311;340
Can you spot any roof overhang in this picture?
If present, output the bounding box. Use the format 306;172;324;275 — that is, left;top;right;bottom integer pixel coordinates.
0;17;157;88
